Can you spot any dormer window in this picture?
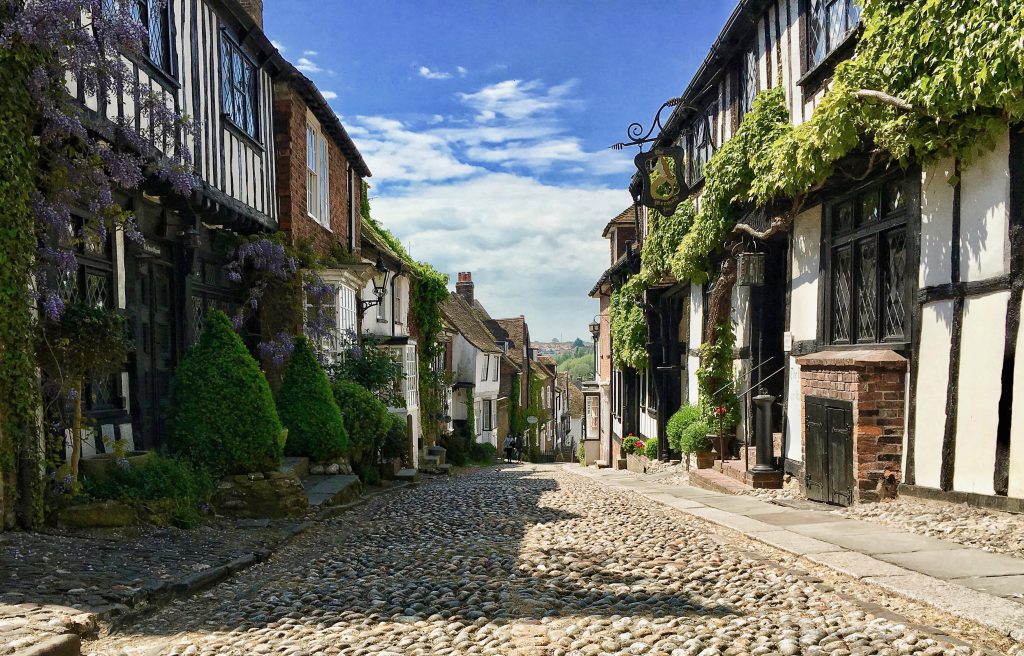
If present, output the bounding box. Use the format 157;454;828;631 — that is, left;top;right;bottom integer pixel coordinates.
806;0;862;69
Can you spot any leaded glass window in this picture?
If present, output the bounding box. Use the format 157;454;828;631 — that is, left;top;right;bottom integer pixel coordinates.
827;175;912;345
806;0;861;69
220;34;259;140
130;0;173;74
740;48;759;118
687;100;717;185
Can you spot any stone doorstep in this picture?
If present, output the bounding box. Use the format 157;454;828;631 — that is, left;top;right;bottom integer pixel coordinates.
569;466;1024;642
301;474;362;508
688;468;750;495
9;635;81;656
396;468;420;483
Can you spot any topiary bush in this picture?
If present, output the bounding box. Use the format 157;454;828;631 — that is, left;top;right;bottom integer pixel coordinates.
468;441;497;464
167;310;284;475
332;379;389;461
643;437;659;459
680;419;714;455
667;405;702;453
278;336;349;462
380;414;408;463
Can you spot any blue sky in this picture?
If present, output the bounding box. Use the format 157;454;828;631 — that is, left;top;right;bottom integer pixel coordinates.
266;0;735;341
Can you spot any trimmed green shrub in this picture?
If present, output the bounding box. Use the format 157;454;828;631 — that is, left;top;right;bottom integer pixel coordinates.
167;310;284;475
278;337;348;462
667;405;702;453
468;441;497;464
439;429;470;466
577;440;585;465
380;414;408;463
643;437;659;459
82;455;214;528
680;419;714;454
332;379;389;459
622;435;641;454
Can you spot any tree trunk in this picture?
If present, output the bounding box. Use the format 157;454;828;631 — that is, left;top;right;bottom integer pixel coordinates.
70;381;83;482
703;255;738;343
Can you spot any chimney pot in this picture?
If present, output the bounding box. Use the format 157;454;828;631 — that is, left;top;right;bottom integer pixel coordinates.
456;270;474;305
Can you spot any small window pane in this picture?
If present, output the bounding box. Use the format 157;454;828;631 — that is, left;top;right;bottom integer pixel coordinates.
832;246;852;343
860;191;879;224
885;179;906;214
883;229;907;340
856;239;878;342
826;0;846;51
833;202;853;234
808;0;827;67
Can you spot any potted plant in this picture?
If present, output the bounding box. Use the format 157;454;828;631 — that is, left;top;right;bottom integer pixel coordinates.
681;419;715;469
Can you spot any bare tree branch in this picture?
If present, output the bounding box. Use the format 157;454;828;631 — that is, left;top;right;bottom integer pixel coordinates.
854;89;914;112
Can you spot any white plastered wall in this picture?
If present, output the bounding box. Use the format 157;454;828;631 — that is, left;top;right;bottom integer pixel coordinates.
912;300;954;489
920;159;956;288
687;284;702;405
960;130;1010;283
1008;294;1024;498
953;290;1010;495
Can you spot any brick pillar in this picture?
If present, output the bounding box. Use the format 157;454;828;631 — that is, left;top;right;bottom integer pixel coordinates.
796;350;907;503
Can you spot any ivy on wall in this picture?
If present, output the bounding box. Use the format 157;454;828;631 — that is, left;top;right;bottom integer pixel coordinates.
609;283;649;371
0;36;45;528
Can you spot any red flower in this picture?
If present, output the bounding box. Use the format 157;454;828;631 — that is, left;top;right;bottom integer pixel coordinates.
714;406;728;416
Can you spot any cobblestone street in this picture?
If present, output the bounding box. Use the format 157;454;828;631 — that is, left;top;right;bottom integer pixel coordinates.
83;466;1006;656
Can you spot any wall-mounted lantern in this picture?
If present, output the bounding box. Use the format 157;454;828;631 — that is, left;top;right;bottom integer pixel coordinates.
737;251;766;287
358;254;391;315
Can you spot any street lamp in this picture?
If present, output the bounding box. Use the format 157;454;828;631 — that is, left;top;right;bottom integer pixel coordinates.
589;316;600;379
358;254;391;315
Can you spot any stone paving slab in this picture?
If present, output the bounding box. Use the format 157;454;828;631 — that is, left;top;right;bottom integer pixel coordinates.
681;506;781;533
784;519;893;540
747;530;845;555
863;573;1024;642
815;529;966;554
754;509;859;526
696;496;783;515
877;548;1024;579
805;550;915;579
953;574;1024;598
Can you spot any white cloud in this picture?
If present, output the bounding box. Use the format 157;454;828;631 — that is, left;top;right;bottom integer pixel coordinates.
458;79;580;122
429;114;445;124
418;66;452;80
456;66;468;77
303;50;318;57
296;57;322;73
372;173;629;339
271;40;285;53
348;116;479;183
321;90;338;100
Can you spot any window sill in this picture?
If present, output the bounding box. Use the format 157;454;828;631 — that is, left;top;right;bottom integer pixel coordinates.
125;52;181;91
221;115;264;153
307;214;332;232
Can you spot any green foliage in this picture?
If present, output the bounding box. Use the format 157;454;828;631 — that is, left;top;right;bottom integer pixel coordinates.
465;387;476;438
380;414;408;463
637;199;695;287
577;440;585;465
82;455;214;528
609;282;649;370
278;337;349;462
468;441;497;465
680;419;714;455
555;350;595;380
0;34;45;527
329;336;404;407
332;380;388;461
509;375;526;436
167;311;284;475
38;304;132;385
622;435;641;455
696;321;741;429
643;437;659;459
667;405;702;453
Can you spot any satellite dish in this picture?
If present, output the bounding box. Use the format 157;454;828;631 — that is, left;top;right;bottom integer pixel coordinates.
526;416;538;425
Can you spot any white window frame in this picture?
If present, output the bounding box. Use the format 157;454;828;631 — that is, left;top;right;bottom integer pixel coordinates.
404;345;418;409
492;356;499;382
306;115;330;229
338;284;356;336
304;283;338;361
481;354;489;381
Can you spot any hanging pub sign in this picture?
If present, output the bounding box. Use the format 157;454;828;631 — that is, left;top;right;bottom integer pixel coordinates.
635;146;688;217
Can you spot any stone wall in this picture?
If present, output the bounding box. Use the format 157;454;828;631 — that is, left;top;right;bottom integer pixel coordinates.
212;471;308;519
797;350;907;503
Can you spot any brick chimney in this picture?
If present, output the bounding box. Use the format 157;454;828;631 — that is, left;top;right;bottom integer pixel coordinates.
456;272;474;306
238;0;263;27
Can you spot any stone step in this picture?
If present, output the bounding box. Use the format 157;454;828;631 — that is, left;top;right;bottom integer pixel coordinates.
689;468;752;495
300;474;362;508
280;456;309;478
595;460;610;469
421;463;452;476
421;455;441;466
396;468;420;483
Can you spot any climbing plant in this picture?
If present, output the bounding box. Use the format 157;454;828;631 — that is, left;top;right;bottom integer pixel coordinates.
695;320;740;429
609;282;649;371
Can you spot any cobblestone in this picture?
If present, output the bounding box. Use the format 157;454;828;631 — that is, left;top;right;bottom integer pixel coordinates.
83;466;995;655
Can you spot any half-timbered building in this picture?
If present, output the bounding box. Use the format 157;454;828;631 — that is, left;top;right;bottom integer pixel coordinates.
69;0;283;454
601;0;1024;510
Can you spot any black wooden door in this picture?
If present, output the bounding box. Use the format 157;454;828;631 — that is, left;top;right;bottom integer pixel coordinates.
133;258;177;449
804;396;853;506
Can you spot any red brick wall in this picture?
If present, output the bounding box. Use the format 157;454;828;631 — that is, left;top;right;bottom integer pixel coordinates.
273;83;362;259
798;351;907;503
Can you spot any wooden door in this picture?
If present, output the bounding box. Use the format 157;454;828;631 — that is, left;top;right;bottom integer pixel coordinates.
804;396;853;506
133;258;177;449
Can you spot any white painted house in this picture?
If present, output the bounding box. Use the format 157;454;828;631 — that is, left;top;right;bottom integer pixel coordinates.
441;290;502;448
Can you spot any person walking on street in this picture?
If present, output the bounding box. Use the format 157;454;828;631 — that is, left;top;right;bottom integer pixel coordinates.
503;435;515;463
513;434;524;463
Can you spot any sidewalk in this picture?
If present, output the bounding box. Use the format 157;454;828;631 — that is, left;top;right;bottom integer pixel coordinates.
570;465;1024;643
